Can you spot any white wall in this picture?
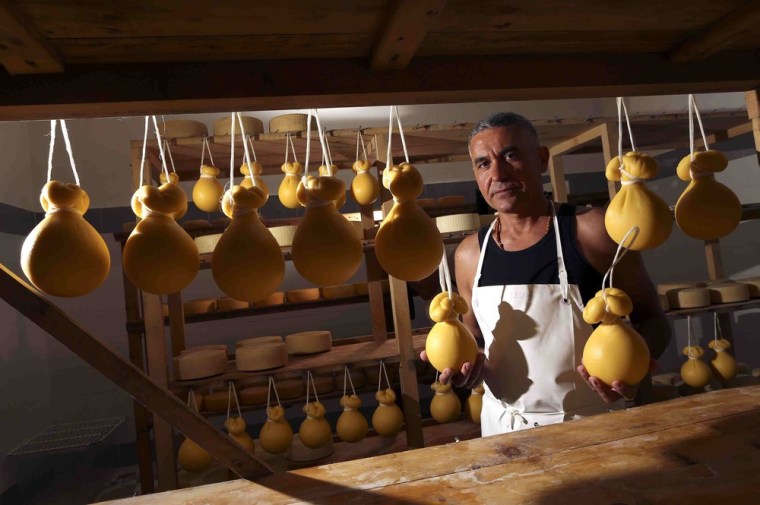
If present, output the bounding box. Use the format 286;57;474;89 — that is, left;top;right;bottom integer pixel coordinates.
0;122;35;210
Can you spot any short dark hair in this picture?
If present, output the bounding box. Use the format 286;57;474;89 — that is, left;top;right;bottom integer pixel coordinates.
468;112;538;143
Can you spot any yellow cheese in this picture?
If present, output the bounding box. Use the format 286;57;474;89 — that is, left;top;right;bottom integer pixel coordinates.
276;378;305;400
217;297;250;312
235;342;288;371
177;349;228;380
286;288;321;303
671;287;711;309
437;195;466;207
236;336;283;348
239;386;268;406
708;282;750;304
353;282;369;295
254;291;285;307
657;281;705;295
285;331;332;355
183;298;216;315
194;233;223;255
160;120;208;139
180;345;228;356
320;285;354;300
269;225;298;247
312;375;335;395
182;219;209;230
739;277;760;298
287;434;333;463
435;213;480;234
203;391;232;412
213;115;264;136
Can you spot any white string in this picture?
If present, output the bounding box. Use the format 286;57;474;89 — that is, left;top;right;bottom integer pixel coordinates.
303;112;312;179
346;367;356;396
226;382;233;424
231;381;243;418
47;120;82;186
343;367;348;398
355;130;361;162
382;362;391;390
139;116;149;185
284;133;290;164
187;390;199;413
229;112;236;186
312;110;331;172
324;129;334;169
288;134;298;164
47;120;57;182
236;112;256;187
200;136;206;167
267;376;282;408
688;94;711;178
386;107;394;170
601;225;640;310
151;116;170;184
247;135;258;162
163;139;176;174
305;370;320;405
686;315;696;358
438;248;453;300
435;370;439;384
393;106;410;164
714;312;720;343
360;131;367;161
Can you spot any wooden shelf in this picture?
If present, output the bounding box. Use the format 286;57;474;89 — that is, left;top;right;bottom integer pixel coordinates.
665;298;760;319
170;334;427;388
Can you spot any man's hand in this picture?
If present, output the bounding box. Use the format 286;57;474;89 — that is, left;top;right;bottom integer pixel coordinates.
420;350;486;389
577;360;657;403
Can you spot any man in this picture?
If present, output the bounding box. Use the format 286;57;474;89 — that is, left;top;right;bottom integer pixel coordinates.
427;112;671;436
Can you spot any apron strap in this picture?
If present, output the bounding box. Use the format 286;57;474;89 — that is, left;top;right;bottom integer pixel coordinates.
474;218;496;285
551;204;570;303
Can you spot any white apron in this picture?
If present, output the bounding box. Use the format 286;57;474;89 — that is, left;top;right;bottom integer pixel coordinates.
472;212;620;436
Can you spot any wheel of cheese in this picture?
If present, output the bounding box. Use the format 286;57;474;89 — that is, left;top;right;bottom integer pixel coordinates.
254;291;285;307
182;219;209;230
203;391;232;412
435;213;479;234
320;285;354;300
269;113;314;134
269;225;298;247
236;342;288;371
177;349;228;380
479;214;496;229
286;288;321;303
213;115;264;137
312;375;335;395
708;282;749;304
236;336;283;347
417;198;436;208
437;195;466;207
657;281;705;295
739;277;760;298
217;297;250;312
752;368;760;378
194;233;223;254
160;120;208;139
236;376;268;389
672;288;711;309
287;434;333;463
353;282;369;295
334;370;367;390
183;298;217;315
239;386;268;406
276;379;306;400
658;293;669;312
285;331;332;355
180;345;228;356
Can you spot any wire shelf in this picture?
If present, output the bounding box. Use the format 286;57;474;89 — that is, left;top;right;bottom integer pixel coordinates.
8;417;124;456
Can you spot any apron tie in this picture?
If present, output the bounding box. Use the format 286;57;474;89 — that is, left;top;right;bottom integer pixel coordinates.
498;401;528;431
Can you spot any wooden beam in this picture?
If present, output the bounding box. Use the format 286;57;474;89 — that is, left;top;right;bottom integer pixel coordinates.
748;89;760;164
0;51;758;121
548;123;606;157
0;0;63;74
548;156;568;203
599;122;618;200
668;0;760;62
0;263;273;480
370;0;446;71
167;292;186;357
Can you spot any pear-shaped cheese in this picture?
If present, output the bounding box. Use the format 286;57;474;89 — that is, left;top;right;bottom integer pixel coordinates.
674;151;741;240
177;438;213;472
158;172;188;220
259;405;294;454
581;288;650;386
298;401;332;449
225;416;255;452
604;153;672;250
430;382;461;424
350;160;380;206
291;175;362;285
239;161;269;201
425;292;478;372
465;383;484;424
123;184;199;294
336;395;368;443
211;186;284;301
709;338;737;381
278;162;303;209
22;181;110;297
193;165;224;212
372;388;404;438
375;163;443;281
680;345;711;388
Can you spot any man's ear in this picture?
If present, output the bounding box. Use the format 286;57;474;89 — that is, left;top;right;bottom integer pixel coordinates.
538;146;550;174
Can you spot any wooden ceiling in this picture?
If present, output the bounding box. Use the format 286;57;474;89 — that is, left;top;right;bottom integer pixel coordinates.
1;0;759;119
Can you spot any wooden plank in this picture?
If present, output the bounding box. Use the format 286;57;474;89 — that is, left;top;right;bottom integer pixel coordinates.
548;155;568;203
95;386;760;505
1;51;759;120
0;262;274;480
0;0;62;74
370;0;446;70
167;292;186;357
665;298;760;319
548;123;605;157
704;239;725;281
599;122;617;199
748;90;760;164
668;0;760;61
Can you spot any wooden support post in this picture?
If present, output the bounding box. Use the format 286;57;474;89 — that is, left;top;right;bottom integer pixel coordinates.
0;263;274;480
599;122;618;199
704;239;735;349
167;292;186;357
747;89;760;165
0;0;63;74
548;155;568;203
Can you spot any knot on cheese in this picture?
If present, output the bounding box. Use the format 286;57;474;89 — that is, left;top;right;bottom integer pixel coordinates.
352;160;371;174
281;161;304;175
429;292;469;322
583;288;633;324
605;151;658;182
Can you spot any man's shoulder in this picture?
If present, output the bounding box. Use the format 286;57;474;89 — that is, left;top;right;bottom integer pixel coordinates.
455;230;481;264
571;205;616;273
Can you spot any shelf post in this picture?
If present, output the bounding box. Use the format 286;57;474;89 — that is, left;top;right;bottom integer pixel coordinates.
167;292;186;357
599;122;618;199
747;89;760;164
548;155;568;203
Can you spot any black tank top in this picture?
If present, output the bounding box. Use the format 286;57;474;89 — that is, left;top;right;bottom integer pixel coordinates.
477;204;603;306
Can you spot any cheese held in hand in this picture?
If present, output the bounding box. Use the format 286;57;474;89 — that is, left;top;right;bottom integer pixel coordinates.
425;292;478;373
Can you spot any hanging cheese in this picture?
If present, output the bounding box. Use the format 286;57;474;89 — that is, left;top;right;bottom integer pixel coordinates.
239;161;269;201
225;416;255;452
278;162;304;209
211;185;284;302
708;282;749;304
286;288;321;303
298;401;331;449
350;160;380;206
675;150;741;240
291;175;363;285
22;181;110;297
178;438;213;472
158;172;189;220
372;388;404;438
123;184;200;294
430;382;461;424
581;288;650;386
375;163;444;281
604;152;672;250
680;345;711;388
260;405;294;454
239;386;268;406
285;331;332;355
336;395;368;443
465;383;484;424
193;165;224;212
709;338;737;381
235;342;288;371
176;349;228;380
217;297;250;311
425;292;478;373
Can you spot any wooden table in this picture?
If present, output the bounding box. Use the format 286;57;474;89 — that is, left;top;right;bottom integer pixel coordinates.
96;386;760;504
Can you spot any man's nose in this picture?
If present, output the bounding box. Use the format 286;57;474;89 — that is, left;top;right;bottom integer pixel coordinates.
489;158;513;180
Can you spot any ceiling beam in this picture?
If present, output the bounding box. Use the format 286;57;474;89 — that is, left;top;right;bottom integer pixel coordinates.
0;0;63;74
370;0;446;71
667;0;760;62
0;51;758;121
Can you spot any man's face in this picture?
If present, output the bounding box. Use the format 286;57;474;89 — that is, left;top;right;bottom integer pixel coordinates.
468;125;548;214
